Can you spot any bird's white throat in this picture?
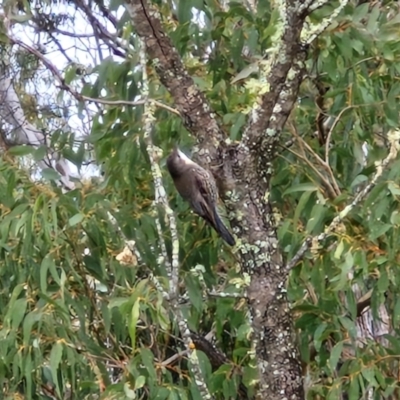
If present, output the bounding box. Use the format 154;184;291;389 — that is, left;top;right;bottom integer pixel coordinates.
177;149;195;165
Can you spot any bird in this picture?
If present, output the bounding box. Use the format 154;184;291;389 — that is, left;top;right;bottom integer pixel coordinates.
166;147;235;246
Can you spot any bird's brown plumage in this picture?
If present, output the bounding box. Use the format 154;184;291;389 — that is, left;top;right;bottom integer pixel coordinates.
166;148;235;246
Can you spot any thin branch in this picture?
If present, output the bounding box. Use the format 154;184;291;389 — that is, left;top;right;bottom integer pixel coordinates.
289;122;341;197
283;146;337;199
51;27;96;38
9;36;180;116
301;0;350;44
93;0;119;29
324;101;385;185
324;105;353;164
157;350;189;367
80;97;180;116
140;79;178;299
139;38;213;400
285;129;400;271
73;0;127;58
48;31;75;64
306;0;337;13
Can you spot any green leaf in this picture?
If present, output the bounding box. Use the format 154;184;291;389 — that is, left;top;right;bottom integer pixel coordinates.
230;113;246;140
361;366;378;387
306;204;326;234
338;316;357;340
377;270;389;292
152;388;170;400
369;223;392;240
41;168;61;181
177;0;193;23
134;375;146;390
24;352;33;395
139;348;156;382
313;322;328;350
109;297;129;309
374;367;387;389
366;4;380;34
33;146;48;162
334;240;344;259
231;62;259;84
353;3;369;23
40;255;55;294
124;382;136;399
11;298;27;331
64;65;78;84
185;274;203;313
68;213;85;227
23;311;42;347
327;382;341;400
50;342;63;396
129;298;140;350
293;189;313;232
348;376;360;400
329;341;343;371
4;284;25;329
388;182;400;196
8;145;35;156
283;183;318;195
11;14;32;22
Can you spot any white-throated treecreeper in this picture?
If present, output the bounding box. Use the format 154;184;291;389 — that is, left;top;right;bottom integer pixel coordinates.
166;147;235;246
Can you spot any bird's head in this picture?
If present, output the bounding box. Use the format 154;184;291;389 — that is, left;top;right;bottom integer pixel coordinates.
166;147;194;178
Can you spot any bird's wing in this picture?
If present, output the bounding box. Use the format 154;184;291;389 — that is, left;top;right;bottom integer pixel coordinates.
191;169;216;225
190;167;235;245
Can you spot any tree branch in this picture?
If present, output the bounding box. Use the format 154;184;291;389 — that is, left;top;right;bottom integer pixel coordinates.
0;55;75;189
124;0;225;155
286;129;400;271
139;38;213;400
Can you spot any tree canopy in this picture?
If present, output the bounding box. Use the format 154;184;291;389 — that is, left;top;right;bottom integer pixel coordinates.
1;0;400;399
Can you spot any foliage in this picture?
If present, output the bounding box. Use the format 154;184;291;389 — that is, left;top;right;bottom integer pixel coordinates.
1;0;400;399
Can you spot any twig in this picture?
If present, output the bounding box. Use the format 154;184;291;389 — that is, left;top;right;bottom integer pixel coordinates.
157;350;189;367
73;0;127;58
139;57;176;296
324;105;353;164
289;122;340;197
301;0;350;42
284;146;337;199
52;27;96;38
80;97;180;116
9;36;180;116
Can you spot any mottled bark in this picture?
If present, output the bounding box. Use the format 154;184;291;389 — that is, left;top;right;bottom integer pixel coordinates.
124;0;224;154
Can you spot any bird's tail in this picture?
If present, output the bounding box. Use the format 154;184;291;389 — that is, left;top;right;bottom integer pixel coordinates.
211;208;235;246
